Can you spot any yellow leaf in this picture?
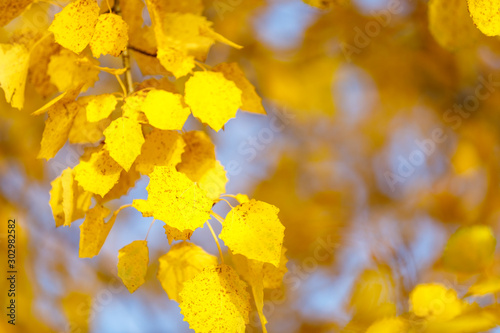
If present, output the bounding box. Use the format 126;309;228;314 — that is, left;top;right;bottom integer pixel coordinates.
86;94;118;122
213;62;266;115
32;86;82;116
179;264;251;333
61;292;92;333
157;47;196;78
235;193;250;204
78;204;112;258
199;28;243;49
48;50;100;92
232;255;268;332
32;91;69;116
467;0;500;36
122;0;148;33
135;129;185;175
122;91;149;123
90;13;129;57
74;148;123;197
117;240;149;293
146;0;204;15
49;175;65;227
96;167;141;203
410;283;465;321
220;199;285;267
28;34;62;98
428;0;480;51
466;276;500;297
177;131;227;200
132;199;154;217
184;71;242;131
145;166;213;232
177;131;215;180
262;246;288;289
38;100;80;160
443;225;496;273
49;0;100;53
163;224;193;244
423;305;500;333
451;141;481;175
365;317;408;333
68;96;111;144
349;265;396;323
302;0;336;9
0;0;34;27
103;117;145;171
141;89;190;130
197;161;227;201
60;168;92;227
153;13;214;77
157;241;217;302
0;43;29;109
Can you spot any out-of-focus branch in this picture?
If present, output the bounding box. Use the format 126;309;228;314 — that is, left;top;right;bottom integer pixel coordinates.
113;0;134;94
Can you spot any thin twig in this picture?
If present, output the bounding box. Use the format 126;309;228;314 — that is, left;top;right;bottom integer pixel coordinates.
113;0;134;94
145;219;156;241
206;221;224;264
211;211;225;224
128;45;157;57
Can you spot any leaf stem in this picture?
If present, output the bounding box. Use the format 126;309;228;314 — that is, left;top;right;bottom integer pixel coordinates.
145;218;156;241
210;211;225;224
114;74;128;96
219;197;234;209
194;60;210;71
115;203;133;215
206;221;224;264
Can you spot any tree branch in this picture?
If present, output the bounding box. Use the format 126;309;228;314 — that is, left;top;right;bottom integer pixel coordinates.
113;0;134;94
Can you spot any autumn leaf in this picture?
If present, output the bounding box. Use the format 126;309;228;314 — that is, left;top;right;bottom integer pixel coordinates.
365;317;408;333
117;240;149;293
428;0;480;50
163;224;193;244
38;100;80;160
61;292;92;333
157;241;217;301
90;13;129;57
49;0;100;54
104;117;145;172
144;166;213;232
0;0;34;27
179;264;251;333
0;43;29;109
184;71;242;131
220;199;285;267
213;62;266;115
410;283;465;321
74;148;123;197
48;50;100;92
466;276;500;297
68;96;111;144
60;168;91;227
232;254;268;332
86;94;118;122
141;89;190;130
135;129;185;175
177;131;227;200
467;0;500;36
443;225;496;273
49;168;92;228
79;204;112;258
